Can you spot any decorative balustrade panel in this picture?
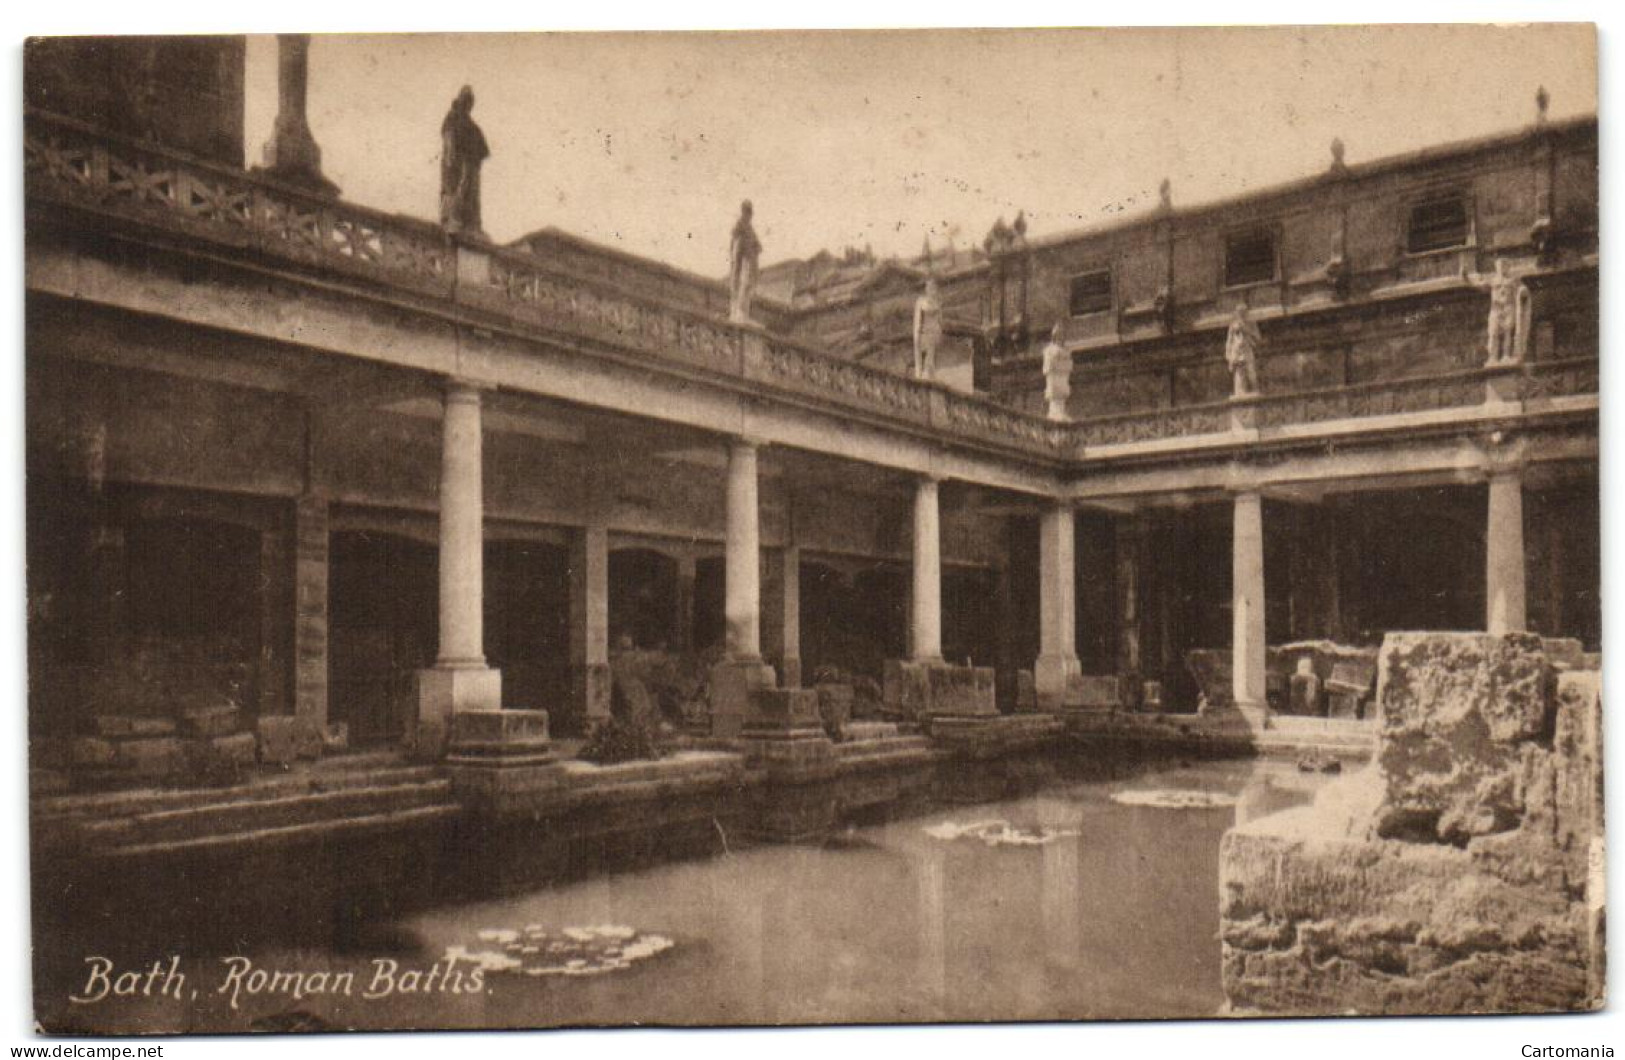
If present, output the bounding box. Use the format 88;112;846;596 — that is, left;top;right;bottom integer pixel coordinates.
755;338;936;426
1074;404;1233;447
478;253;743;376
25;113;454;297
1255;373;1486;428
26;111;1595;465
940;390;1066;450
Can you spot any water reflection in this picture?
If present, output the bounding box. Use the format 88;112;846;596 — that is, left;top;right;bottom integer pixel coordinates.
35;755;1333;1031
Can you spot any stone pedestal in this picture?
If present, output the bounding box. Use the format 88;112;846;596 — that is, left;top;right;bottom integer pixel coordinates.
1484;362;1525;406
416;666;503;755
446;708;552;767
709;657;776;738
1033;653;1082;711
741;687;833;784
1229;395;1262;432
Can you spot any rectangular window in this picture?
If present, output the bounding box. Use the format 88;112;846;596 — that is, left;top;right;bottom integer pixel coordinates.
1407;194;1471;253
1068;268;1113;316
1224;229;1277;287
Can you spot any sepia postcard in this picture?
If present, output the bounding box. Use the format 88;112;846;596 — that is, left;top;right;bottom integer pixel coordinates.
21;23;1602;1035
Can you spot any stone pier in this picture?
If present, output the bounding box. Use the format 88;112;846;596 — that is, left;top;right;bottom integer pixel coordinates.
1033;503;1082;709
710;438;776;736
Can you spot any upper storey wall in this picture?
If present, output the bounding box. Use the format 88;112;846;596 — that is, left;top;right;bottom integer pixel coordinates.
985;119;1597;413
25;36;246;168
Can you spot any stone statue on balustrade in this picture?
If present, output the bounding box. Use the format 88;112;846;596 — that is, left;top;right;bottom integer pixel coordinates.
1225;304;1263;398
728;200;762;324
1042;325;1073;421
440;86;489;237
1471;258;1533;365
913;277;944;380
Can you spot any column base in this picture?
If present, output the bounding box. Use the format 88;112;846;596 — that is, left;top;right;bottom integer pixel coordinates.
709;657;777;738
1230;699;1270;733
1033;653;1082;711
572;663;612;729
415;666;502;757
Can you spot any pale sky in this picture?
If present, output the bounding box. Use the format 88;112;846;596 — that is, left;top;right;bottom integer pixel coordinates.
247;25;1596;277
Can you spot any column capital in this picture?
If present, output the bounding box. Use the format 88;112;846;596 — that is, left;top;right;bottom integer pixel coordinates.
443;377;492;403
729;435;768;454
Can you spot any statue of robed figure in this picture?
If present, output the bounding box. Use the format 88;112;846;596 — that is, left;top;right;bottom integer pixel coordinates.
440;86;489;237
729;200;762;324
1225;304;1263;398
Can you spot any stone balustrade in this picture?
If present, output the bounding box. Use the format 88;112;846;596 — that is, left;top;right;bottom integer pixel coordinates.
26;108;1598;466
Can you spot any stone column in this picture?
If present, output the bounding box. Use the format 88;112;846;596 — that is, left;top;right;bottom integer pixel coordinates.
711;438;775;736
774;546;802;687
417;382;501;739
1232;491;1268;720
292;495;330;736
674;553;697;653
256;35;338;197
725;439;763;661
1034;503;1081;709
569;524;611;725
1116;514;1147;709
911;477;944;662
1486;471;1528;635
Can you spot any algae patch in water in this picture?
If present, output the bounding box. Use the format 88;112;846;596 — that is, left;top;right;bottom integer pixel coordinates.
447;923;676;977
1109;790;1238;809
923;819;1079;846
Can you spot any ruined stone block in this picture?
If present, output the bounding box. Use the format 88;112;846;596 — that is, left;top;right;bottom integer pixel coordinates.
1374;632;1554;844
1289;661;1323;717
1014;669;1040;712
1326;690;1362;720
322;722;350;754
70;736;117;769
745;688;822;733
179;704;240;738
1071;674;1119;711
185;731;257;779
256;715;322;766
93;715;177;739
1184;649;1232;711
882;659;932;719
114;736;185;779
926;664;997;717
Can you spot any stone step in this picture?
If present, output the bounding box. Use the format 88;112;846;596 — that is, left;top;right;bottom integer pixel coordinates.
75;780;454;848
34;760;439;823
103;804;463;862
833;735;936;769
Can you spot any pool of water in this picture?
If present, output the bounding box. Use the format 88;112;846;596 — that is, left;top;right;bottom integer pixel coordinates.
37;755;1331;1032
